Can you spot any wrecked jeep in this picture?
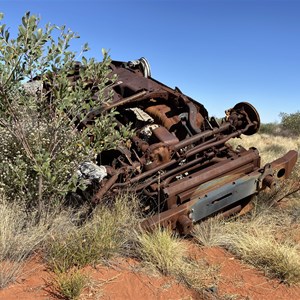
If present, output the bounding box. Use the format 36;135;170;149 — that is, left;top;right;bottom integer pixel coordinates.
69;57;298;234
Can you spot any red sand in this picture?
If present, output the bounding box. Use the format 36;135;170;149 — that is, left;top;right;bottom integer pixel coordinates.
1;245;299;300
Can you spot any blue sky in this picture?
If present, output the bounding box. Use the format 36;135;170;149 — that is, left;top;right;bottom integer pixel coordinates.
1;0;299;123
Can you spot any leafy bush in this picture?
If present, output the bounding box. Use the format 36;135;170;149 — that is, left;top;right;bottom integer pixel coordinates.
0;12;132;213
280;111;300;135
259;122;280;135
258;112;300;136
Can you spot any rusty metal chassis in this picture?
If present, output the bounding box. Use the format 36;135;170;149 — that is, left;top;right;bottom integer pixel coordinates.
75;59;298;234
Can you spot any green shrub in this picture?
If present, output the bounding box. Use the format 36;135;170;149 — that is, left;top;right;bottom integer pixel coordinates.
259;122;280;135
0;12;132;213
280;111;300;135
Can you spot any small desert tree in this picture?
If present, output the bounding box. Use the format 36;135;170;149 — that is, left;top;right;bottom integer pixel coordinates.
280;111;300;135
0;12;131;216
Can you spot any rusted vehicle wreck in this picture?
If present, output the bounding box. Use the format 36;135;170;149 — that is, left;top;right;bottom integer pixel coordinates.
75;57;298;234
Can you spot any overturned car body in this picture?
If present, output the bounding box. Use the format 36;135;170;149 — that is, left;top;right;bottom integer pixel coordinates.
75;58;297;234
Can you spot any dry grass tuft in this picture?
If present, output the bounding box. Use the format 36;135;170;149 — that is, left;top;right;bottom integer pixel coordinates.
135;228;186;275
47;192;141;273
178;258;219;294
136;227;219;295
0;195;47;288
0;193;77;288
52;269;89;300
192;216;228;247
224;227;300;284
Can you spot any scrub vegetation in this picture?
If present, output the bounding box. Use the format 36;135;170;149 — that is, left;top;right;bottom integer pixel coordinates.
0;12;299;299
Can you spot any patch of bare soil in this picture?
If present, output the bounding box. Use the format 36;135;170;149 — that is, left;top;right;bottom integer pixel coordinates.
192;246;300;300
0;256;52;300
0;245;299;300
81;259;200;300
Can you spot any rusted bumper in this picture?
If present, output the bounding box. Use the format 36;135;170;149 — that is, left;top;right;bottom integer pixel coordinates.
141;150;298;234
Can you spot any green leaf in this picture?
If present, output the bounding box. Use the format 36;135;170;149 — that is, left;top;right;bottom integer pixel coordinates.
82;42;90;52
0;12;4;21
55;56;61;64
0;24;5;35
5;30;9;42
101;48;107;57
18;25;26;36
82;56;87;66
37;28;43;39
